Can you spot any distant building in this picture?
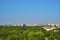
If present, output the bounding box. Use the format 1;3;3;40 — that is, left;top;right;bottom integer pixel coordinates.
26;24;29;26
56;24;60;28
48;24;51;25
20;24;24;26
48;24;55;26
32;24;37;26
25;24;38;26
43;25;58;31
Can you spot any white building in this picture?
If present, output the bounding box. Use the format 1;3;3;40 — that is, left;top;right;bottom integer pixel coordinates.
20;24;23;26
43;25;57;31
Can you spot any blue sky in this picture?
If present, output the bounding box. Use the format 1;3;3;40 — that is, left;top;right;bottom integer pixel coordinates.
0;0;60;25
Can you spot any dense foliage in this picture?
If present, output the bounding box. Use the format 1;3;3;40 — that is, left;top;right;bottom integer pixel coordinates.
0;26;60;40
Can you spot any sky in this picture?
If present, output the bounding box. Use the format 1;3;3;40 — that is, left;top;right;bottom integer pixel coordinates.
0;0;60;25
